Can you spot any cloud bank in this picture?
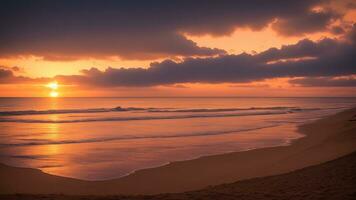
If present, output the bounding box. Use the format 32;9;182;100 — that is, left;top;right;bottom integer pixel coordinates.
2;27;355;88
0;0;349;60
51;26;356;87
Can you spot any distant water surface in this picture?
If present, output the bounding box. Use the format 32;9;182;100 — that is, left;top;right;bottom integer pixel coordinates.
0;97;355;180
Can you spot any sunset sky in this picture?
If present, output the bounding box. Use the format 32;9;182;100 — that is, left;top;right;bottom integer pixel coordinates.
1;0;356;97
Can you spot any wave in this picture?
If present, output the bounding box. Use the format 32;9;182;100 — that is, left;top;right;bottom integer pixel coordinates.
0;106;147;116
0;106;345;124
0;106;303;116
148;106;304;113
0;110;297;123
0;124;279;147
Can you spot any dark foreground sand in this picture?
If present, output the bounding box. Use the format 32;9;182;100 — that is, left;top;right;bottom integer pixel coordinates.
1;108;356;196
2;150;356;200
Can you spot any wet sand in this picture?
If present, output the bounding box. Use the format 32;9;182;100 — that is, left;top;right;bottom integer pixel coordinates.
1;108;355;195
2;150;356;199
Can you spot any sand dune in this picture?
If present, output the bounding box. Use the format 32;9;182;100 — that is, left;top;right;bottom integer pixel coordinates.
1;108;355;195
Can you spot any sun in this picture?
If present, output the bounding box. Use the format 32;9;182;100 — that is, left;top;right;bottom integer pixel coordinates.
46;81;59;97
50;91;59;97
47;81;59;90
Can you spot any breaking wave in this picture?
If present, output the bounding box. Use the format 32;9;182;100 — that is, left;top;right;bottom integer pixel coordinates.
0;106;310;116
0;106;146;116
0;124;279;146
0;106;342;124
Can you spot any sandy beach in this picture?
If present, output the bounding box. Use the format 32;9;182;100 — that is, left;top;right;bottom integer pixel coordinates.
2;150;356;200
1;107;356;196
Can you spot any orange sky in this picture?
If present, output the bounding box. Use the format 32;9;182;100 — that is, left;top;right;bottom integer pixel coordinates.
0;2;355;97
0;25;341;78
0;27;354;97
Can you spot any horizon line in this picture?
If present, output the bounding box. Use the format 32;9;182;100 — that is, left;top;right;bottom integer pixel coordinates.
1;96;356;98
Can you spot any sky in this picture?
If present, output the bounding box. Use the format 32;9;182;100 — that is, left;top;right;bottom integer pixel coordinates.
0;0;356;97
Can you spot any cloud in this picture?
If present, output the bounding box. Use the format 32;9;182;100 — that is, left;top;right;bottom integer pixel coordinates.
272;9;340;36
330;25;346;35
54;28;356;87
2;25;355;88
0;0;348;60
0;67;48;84
0;68;14;82
290;76;356;87
0;68;33;84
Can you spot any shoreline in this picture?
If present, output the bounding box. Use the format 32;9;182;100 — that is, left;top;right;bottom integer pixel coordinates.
1;107;355;195
122;123;303;180
3;150;356;199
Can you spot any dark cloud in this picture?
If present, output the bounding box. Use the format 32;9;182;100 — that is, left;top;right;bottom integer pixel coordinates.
0;68;14;82
0;67;48;84
54;30;356;87
11;66;20;72
3;31;356;87
330;25;346;35
0;68;32;84
290;77;356;87
255;38;336;62
346;23;356;42
347;1;356;9
272;9;340;36
0;0;345;60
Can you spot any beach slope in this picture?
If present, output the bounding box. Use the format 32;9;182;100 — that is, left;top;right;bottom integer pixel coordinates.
3;149;356;199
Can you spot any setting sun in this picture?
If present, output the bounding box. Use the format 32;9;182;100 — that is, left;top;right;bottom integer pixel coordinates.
47;81;59;90
46;81;59;97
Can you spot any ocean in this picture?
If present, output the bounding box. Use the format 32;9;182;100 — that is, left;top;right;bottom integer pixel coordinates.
0;97;355;180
